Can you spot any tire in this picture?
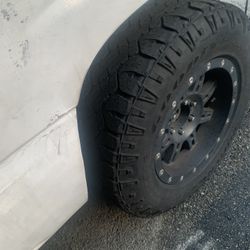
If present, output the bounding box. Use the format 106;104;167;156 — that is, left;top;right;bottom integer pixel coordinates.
78;0;250;217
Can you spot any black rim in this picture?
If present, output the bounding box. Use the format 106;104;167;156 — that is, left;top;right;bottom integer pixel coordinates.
155;57;240;185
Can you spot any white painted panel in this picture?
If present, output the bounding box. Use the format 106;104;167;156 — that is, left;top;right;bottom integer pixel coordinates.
0;109;87;250
0;0;147;162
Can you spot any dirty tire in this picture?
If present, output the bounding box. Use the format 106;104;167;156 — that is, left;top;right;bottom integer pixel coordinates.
78;0;250;217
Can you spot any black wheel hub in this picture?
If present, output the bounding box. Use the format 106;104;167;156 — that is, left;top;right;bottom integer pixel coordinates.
167;94;207;145
155;57;240;185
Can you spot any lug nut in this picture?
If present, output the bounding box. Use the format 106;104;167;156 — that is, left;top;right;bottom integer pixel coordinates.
191;101;197;107
188;115;195;122
178;129;185;135
170;129;176;134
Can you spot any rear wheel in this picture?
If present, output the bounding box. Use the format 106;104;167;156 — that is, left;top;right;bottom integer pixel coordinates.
79;0;250;216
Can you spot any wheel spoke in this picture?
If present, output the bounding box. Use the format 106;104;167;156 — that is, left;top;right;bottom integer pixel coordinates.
168;142;182;163
199;107;214;124
194;75;205;92
201;81;216;104
161;135;171;152
185;132;197;149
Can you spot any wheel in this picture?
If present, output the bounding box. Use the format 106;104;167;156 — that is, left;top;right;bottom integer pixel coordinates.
79;0;250;217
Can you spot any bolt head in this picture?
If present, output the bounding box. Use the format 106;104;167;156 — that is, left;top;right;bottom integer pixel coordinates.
159;169;164;176
155;153;161;160
180;176;184;182
168;177;172;183
189;77;194;86
221;59;225;67
232;99;236;105
217;137;221;143
230;67;234;73
172;101;177;109
233;81;238;87
193;168;197;173
184;100;190;106
207;62;211;71
205;154;209;160
226;118;230;124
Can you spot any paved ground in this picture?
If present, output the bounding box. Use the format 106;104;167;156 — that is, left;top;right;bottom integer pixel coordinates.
43;106;250;250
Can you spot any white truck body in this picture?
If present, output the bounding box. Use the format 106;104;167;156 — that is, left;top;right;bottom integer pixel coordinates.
0;0;248;249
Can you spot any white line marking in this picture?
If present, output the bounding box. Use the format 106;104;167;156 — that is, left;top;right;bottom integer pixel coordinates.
176;230;205;250
202;240;215;250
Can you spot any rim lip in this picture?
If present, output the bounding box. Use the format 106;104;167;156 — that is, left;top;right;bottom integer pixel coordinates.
155;56;240;186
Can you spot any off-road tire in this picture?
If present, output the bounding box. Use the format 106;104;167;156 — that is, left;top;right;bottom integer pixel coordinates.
78;0;250;217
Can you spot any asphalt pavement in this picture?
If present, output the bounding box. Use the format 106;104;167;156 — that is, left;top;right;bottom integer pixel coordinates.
43;105;250;250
